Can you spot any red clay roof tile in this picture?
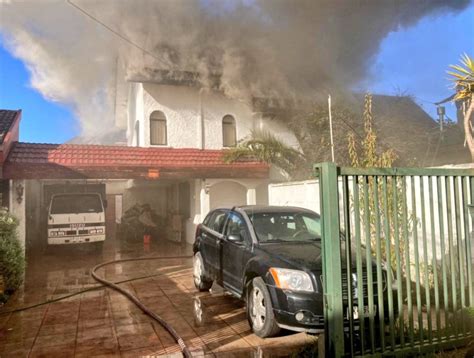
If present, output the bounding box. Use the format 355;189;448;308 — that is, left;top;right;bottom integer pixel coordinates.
5;142;268;179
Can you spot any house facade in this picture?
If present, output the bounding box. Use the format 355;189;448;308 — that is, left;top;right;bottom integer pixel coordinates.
1;67;468;252
110;68;300;243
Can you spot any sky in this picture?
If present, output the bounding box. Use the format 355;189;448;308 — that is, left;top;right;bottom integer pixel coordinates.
0;2;473;143
0;43;79;143
361;3;474;123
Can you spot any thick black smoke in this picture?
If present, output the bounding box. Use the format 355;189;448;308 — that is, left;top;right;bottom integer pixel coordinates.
0;0;470;137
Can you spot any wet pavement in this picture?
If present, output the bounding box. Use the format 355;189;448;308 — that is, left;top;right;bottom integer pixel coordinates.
0;235;317;357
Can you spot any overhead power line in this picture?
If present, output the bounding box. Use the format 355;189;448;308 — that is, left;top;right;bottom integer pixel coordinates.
66;0;169;68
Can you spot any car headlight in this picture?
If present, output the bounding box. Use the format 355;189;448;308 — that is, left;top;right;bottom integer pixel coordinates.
269;268;314;293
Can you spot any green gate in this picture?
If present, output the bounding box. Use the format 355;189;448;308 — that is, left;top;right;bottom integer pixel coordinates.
315;163;474;357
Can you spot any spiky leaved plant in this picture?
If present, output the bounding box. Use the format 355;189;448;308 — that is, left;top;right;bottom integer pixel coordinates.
448;53;474;161
223;129;306;179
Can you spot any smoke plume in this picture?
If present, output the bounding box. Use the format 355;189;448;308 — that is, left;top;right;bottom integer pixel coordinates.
0;0;470;139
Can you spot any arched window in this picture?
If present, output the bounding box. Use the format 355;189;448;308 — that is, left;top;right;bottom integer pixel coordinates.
150;111;167;145
222;115;236;147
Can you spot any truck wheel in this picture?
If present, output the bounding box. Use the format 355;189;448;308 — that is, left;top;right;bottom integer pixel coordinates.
247;277;280;338
193;252;213;291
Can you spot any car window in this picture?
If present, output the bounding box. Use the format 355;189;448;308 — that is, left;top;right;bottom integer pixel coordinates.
249;211;321;243
224;212;248;241
202;212;213;226
207;210;227;233
301;215;321;236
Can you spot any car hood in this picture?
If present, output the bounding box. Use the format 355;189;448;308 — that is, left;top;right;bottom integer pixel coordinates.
258;242;323;271
258;241;373;272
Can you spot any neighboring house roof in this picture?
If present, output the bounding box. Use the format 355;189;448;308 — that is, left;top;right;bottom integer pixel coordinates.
304;94;470;166
0;109;21;168
3;142;269;180
0;109;20;144
364;94;469;166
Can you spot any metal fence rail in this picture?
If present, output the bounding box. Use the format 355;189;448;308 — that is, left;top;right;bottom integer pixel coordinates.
315;163;474;357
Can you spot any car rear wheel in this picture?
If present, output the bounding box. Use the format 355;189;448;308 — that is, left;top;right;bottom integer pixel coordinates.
193;252;213;291
247;277;280;338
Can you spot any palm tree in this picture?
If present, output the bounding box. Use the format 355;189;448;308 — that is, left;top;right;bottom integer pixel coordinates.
448;54;474;161
223;129;306;179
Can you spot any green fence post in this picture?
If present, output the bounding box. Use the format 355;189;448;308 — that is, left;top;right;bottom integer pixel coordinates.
316;162;345;357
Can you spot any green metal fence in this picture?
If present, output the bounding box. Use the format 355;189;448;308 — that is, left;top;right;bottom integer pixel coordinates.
315;163;474;357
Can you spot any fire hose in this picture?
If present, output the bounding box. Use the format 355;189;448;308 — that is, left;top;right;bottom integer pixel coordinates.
0;255;195;358
91;255;194;358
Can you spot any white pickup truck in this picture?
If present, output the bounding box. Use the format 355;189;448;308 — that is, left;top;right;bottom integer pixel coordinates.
47;193;106;249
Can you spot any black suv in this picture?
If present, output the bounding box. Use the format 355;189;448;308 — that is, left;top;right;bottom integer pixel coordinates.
193;206;391;338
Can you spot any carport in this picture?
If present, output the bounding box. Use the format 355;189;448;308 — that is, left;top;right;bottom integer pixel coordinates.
1;141;269;253
0;111;319;356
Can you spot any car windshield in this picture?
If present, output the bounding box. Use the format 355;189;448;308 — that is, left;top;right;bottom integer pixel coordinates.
50;194;103;214
248;211;321;243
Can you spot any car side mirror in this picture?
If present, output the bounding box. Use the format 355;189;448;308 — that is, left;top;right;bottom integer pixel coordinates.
227;234;243;244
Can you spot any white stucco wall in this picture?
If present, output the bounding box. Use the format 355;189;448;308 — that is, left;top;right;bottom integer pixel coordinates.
114;58;129;130
122;81;303;244
127;83;145;147
268;176;474;277
269;180;320;212
209;181;247;209
125;83;300;151
184;178;271;243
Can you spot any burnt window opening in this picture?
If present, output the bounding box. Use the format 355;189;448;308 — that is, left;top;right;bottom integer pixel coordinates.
222;114;236;147
150;111;167;145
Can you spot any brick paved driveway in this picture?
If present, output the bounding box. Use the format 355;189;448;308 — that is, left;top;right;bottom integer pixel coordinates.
0;238;317;357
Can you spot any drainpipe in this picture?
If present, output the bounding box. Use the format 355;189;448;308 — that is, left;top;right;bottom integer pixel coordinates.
198;88;205;149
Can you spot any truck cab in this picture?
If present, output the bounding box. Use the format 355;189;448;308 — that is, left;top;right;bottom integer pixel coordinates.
47;192;106;247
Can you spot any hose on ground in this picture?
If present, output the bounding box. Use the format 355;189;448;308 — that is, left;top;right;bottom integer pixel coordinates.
0;272;162;315
91;255;193;358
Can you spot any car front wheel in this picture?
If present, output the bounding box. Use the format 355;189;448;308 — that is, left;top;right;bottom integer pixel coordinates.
193;252;213;291
247;277;280;338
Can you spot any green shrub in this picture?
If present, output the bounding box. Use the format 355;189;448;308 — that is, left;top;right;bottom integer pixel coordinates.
0;210;25;301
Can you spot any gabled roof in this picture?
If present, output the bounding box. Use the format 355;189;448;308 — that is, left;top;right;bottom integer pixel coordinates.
0;109;20;144
3;142;269;180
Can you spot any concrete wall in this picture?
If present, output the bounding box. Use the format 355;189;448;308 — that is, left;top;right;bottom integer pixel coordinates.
209;181;247;209
114;58;129;130
269;180;320;212
127;83;145;147
268;177;474;268
184;178;271;243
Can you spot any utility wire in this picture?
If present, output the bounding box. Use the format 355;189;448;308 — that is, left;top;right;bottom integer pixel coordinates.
66;0;169;68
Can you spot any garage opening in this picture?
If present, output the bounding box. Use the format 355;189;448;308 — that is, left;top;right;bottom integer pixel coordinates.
25;179;192;255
